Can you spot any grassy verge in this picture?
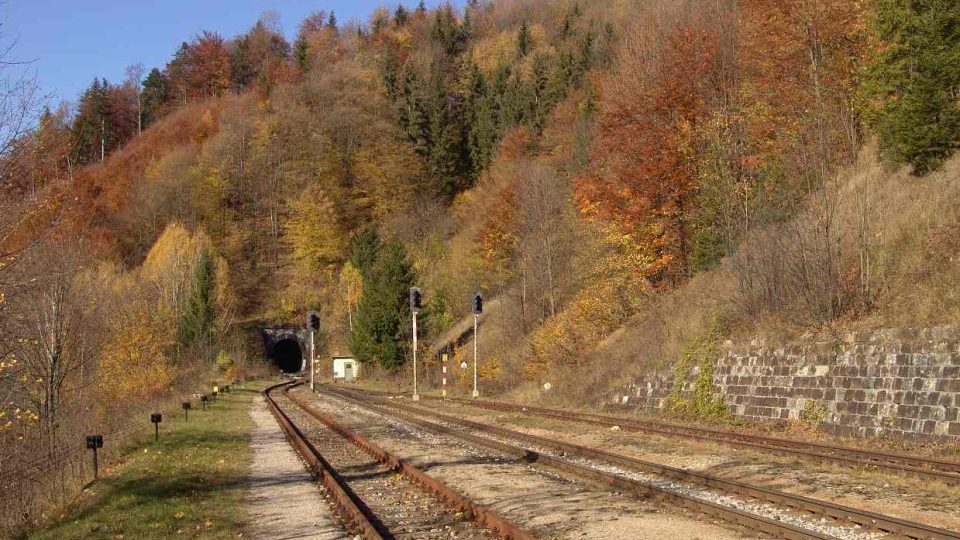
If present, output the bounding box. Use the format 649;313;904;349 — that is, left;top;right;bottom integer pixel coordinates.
25;380;274;540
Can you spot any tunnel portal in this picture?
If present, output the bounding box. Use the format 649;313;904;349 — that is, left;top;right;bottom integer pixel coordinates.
262;326;309;373
270;338;303;373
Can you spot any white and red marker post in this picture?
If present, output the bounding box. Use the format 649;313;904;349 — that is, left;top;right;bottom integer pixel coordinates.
441;353;448;400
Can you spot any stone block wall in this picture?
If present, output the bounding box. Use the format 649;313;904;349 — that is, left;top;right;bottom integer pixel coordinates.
610;326;960;438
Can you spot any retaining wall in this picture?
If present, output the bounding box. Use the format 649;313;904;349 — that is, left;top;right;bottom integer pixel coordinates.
610;326;960;438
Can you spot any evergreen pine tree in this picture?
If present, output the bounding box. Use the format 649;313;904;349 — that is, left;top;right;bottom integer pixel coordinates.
349;240;416;370
598;22;616;69
381;46;400;101
462;8;474;41
178;249;216;357
398;67;430;154
504;65;530;127
349;227;381;280
517;20;533;58
554;51;577;93
229;34;254;91
425;79;461;195
577;25;597;76
166;43;191;105
490;63;515;132
293;37;309;71
430;5;466;56
528;54;553;135
71;78;114;164
465;62;497;178
141;68;169;128
862;0;960;174
560;12;575;42
394;4;409;26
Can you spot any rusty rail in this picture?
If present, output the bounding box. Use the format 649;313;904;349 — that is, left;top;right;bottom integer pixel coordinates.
280;384;538;540
359;388;960;485
263;381;385;539
326;385;960;540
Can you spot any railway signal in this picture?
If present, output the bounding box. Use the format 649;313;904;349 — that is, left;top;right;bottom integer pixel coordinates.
410;287;422;312
182;401;191;421
85;434;103;481
472;292;482;399
308;309;320;392
150;413;162;441
410;287;422;401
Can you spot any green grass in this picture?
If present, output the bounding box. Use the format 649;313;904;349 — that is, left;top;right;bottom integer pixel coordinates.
25;380;273;540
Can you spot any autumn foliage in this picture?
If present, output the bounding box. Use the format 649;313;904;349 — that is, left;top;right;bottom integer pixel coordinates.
2;3;959;525
576;16;723;283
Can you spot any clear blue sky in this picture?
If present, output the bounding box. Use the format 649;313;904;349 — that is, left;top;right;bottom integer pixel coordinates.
2;1;456;105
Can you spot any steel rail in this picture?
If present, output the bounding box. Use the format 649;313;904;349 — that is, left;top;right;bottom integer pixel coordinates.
485;400;960;474
322;386;831;540
277;382;539;540
359;388;960;485
326;385;960;540
264;381;385;539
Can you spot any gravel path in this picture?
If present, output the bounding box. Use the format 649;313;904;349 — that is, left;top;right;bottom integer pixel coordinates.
245;394;352;540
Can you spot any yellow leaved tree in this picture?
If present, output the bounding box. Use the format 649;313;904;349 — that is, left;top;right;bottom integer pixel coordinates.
284;184;347;272
98;305;174;403
141;222;207;320
338;262;363;332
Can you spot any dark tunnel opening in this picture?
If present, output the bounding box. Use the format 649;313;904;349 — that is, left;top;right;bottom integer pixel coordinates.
270;339;303;373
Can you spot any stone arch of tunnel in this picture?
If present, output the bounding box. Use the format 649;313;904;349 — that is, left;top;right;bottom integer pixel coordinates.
270;338;303;373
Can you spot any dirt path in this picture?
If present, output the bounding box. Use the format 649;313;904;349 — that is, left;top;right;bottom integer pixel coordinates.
245;394;352;540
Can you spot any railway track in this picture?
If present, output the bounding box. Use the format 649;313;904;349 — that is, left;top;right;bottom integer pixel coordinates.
322;384;960;540
263;380;537;540
357;388;960;486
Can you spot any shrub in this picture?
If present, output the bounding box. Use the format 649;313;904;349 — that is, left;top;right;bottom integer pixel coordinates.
667;316;731;421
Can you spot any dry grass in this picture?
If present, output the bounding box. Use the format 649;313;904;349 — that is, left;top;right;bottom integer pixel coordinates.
556;145;960;404
565;265;736;404
841;147;960;327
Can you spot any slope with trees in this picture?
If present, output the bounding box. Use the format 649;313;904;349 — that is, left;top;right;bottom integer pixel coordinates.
2;3;960;530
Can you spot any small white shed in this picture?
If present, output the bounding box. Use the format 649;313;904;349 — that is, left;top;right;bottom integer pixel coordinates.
332;356;360;380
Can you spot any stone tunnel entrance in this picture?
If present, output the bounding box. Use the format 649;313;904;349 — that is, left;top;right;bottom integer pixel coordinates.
269;339;303;373
262;326;309;373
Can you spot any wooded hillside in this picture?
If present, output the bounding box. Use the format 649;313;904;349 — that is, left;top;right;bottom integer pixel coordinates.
1;1;959;530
